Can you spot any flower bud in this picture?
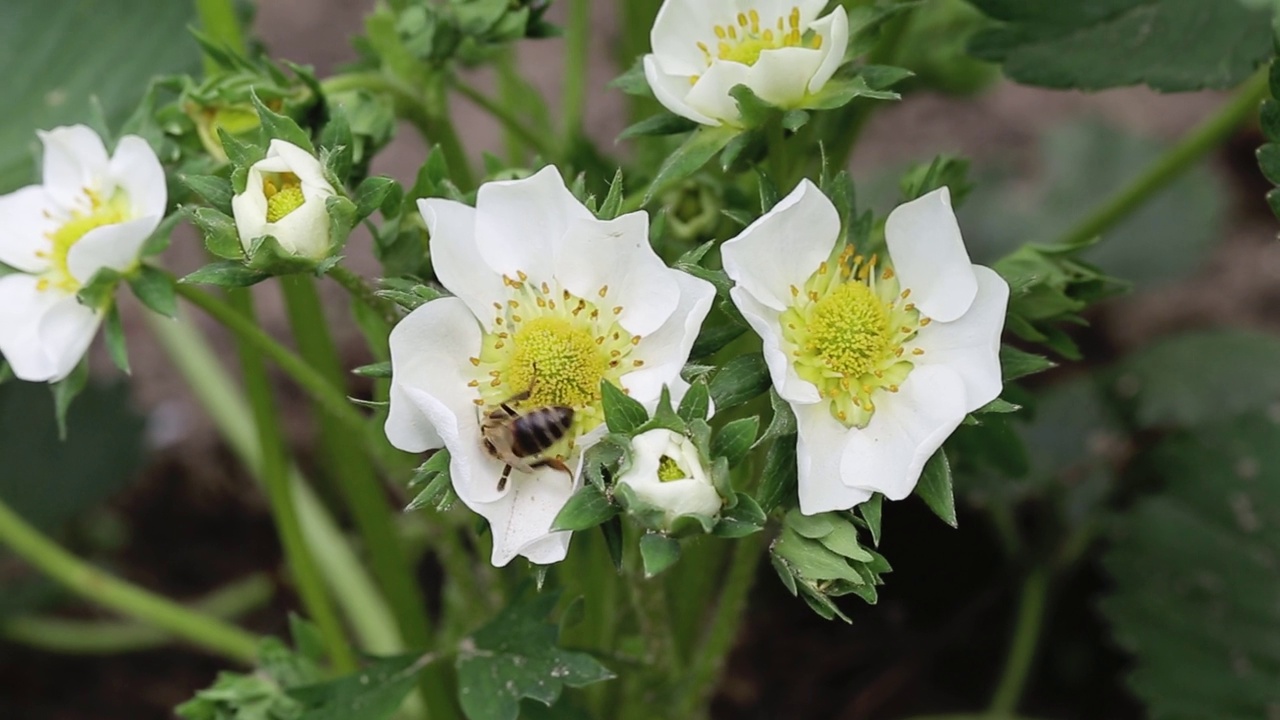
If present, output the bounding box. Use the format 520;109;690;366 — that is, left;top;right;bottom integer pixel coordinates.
616;429;723;529
231;140;336;261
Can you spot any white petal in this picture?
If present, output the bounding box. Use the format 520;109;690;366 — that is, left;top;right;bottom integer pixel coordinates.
66;216;159;284
0;275;65;382
109;136;166;220
267;189;331;260
740;0;828;25
794;404;872;514
721;179;839;311
555;212;678;337
621;270;715;403
914;265;1009;412
0;186;55;273
38;125;109;210
741;46;825;108
386;382;444;453
38;294;102;381
232;169;271;252
684;59;751;125
268;140;330;191
649;0;725;77
474;167;592;284
643;55;718;126
418;198;508;323
728;287;820;404
470;463;579;567
885;187;978;323
840;365;968;500
806;8;849;93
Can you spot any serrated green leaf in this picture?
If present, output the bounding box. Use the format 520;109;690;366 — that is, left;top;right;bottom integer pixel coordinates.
601;380;648;434
552;484;618;532
709;354;770;410
915;451;957;527
355;176;399;221
966;0;1271;92
456;594;614;720
291;653;433;720
712;417;759;467
638;533;681;578
644;126;737;204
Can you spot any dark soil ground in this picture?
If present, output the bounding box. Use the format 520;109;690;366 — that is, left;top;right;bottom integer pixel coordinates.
3;1;1278;718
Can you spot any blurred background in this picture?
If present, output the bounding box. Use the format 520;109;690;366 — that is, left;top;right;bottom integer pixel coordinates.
2;0;1278;718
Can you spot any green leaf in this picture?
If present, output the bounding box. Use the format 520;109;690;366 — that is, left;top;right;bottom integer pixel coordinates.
644;126;737;204
755;388;797;448
709;354;771;410
0;0;198;192
352;361;392;379
1000;345;1056;382
966;0;1271;92
713;493;766;538
757;436;798;514
103;305;130;375
182;261;270;288
128;265;177;317
712;417;760;468
600;380;648;434
551;484;618;532
676;380;711;423
188;207;245;260
75;267;121;311
406;451;456;512
355;176;400;221
858;494;883;547
638;533;681;578
915;451;957;527
608;57;653;98
618;113;699;140
802;76;899;111
1101;413;1280;720
597;169;625;220
728;85;779;128
290;653;433;720
1110;330;1280;429
252;92;315;154
177;671;303;720
456;594;614;720
179;174;235;216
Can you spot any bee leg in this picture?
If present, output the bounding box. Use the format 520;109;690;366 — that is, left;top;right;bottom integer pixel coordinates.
497;464;513;491
499;389;532;409
532;457;573;478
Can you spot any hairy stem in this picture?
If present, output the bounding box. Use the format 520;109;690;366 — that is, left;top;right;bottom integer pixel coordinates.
326;264;401;328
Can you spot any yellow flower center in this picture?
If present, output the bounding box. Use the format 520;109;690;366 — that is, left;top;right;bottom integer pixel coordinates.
264;173;305;223
781;245;928;429
691;6;823;82
38;188;131;293
657;455;686;482
471;273;644;460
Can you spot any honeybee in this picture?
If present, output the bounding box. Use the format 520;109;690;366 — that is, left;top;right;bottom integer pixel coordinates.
480;389;575;491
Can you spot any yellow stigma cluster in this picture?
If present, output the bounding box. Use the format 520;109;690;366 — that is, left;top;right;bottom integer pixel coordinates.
37;187;131;293
470;272;644;457
657;455;687;482
692;5;822;82
780;244;927;428
264;173;305;222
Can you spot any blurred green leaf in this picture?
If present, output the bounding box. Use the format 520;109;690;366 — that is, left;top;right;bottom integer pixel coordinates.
291;654;429;720
0;0;198;192
1102;413;1280;719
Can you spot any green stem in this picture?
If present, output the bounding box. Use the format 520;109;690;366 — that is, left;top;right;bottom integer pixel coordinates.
0;573;274;655
988;568;1051;716
326;264;401;328
227;288;356;672
453;80;558;161
1052;68;1269;248
278;277;455;717
145;312;402;655
561;0;591;144
675;533;766;717
174;282;402;474
0;497;260;664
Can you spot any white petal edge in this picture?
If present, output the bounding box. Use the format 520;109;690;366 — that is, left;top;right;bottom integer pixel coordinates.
885;187;978;323
268;140;330;191
740;46;825;108
728;287;821;405
37;294;102;382
794;404;873;515
417;198;509;323
684;59;751;125
807;8;849;93
914;265;1009;412
474;167;592;284
0;186;55;274
469;459;581;567
721;179;839;312
740;0;829;26
39;125;110;210
621;270;716;403
555;212;679;338
0;275;66;382
66;216;160;284
109;136;166;220
643;55;719;126
266;185;332;260
840;364;969;501
649;0;725;77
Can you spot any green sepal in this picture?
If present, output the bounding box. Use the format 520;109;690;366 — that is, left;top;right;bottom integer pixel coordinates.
581;434;631;491
600;380;649;434
596;169;625;220
51;361;89;441
218;127;265;178
251;91;314;153
618;113;699;141
754;388;797;448
676;380;710;423
178;174;235;215
352;361;393;379
406;450;456;512
318;109;354;183
608;57;653;98
128;265;177;317
75;267;121;311
638;533;681;578
325;194;358;257
1000;345;1056;382
712;416;759;468
187;206;244;260
914;450;956;528
103;305;130;375
551;484;618;532
858;494;883;547
801;75;900;111
245;235;318;275
356;176;402;222
712;493;766;538
181;261;270;288
634;385;685;434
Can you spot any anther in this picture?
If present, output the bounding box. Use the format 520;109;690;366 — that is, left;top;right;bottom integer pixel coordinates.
516;270;528;281
468;380;479;388
714;26;726;38
512;315;522;323
598;285;609;298
469;357;481;366
633;360;645;367
912;348;924;356
882;268;895;280
901;289;911;299
491;378;502;387
541;282;550;294
920;318;931;326
508;300;519;308
631;336;641;346
612;306;623;315
790;284;800;297
889;385;899;393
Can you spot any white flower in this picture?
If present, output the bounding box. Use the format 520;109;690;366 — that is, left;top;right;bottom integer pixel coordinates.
385;167;716;566
721;181;1008;515
617;429;723;528
643;0;850;126
231;139;335;261
0;125;165;382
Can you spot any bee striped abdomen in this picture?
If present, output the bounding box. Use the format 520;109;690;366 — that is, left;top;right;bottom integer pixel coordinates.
509;406;574;457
